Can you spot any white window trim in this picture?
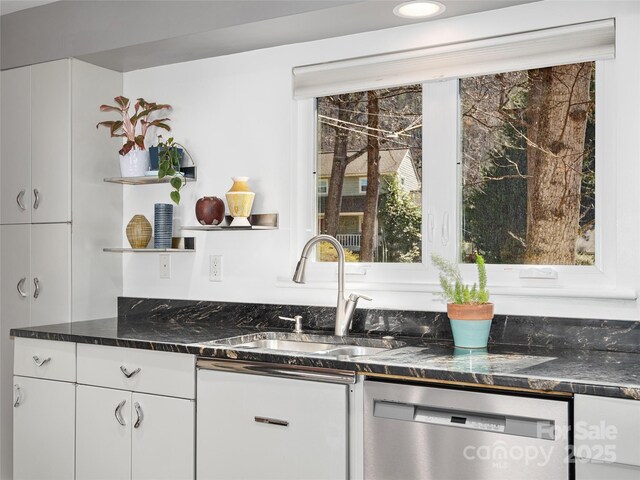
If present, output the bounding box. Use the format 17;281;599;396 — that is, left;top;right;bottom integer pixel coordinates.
288;11;639;312
358;177;367;194
318;178;328;195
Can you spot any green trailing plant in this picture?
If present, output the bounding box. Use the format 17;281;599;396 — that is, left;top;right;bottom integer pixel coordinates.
431;253;489;305
157;136;192;205
96;96;171;155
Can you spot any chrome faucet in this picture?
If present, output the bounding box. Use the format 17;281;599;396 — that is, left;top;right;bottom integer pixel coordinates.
293;234;372;336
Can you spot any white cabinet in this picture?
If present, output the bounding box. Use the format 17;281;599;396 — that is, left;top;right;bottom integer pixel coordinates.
1;224;71;328
13;376;75;480
574;394;640;479
1;58;123;478
76;346;196;480
1;66;31;225
1;60;70;224
12;340;77;480
197;369;348;480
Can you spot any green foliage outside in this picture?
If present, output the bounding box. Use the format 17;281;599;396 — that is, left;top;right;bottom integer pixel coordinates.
378;177;422;263
317;242;359;263
431;253;489;304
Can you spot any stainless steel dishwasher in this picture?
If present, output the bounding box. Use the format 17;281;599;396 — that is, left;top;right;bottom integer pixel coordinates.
364;380;571;480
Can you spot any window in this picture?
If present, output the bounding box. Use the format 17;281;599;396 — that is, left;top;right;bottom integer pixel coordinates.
294;16;632;309
358;178;367;194
460;63;596;266
317;179;328;195
315;86;423;263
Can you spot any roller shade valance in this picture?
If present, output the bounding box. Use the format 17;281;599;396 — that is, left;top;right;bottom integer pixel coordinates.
293;19;615;99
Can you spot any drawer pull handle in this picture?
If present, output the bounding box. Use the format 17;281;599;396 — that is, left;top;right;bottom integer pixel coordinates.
14;385;22;408
32;355;51;367
114;400;126;426
16;278;27;298
33;188;40;210
120;365;141;378
254;416;289;427
134;402;143;429
16;190;26;211
33;277;40;299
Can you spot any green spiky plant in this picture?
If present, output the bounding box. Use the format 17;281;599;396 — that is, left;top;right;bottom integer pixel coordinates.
431;253;489;304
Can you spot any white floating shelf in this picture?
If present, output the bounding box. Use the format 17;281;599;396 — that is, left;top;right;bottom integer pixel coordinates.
182;213;279;231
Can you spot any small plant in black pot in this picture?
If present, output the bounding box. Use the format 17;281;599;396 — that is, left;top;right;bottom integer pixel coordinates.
156;136;192;205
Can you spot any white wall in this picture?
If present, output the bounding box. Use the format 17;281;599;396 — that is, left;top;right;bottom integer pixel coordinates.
123;0;640;320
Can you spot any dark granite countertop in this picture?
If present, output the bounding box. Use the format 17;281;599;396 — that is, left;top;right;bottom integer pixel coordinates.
11;312;640;401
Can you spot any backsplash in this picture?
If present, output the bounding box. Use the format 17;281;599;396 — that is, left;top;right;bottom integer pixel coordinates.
118;297;640;354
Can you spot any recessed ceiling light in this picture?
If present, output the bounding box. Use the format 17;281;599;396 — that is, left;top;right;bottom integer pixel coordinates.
393;1;446;19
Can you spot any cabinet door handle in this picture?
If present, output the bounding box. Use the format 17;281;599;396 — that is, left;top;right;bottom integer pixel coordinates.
134;402;143;429
33;188;40;210
13;385;22;408
254;416;289;427
114;400;126;426
16;190;26;211
120;365;141;378
32;355;51;367
16;278;27;298
33;277;40;299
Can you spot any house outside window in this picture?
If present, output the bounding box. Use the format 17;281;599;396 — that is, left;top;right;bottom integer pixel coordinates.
316;86;423;263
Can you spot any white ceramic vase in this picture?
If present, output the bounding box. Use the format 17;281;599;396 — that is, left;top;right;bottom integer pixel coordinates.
119;149;150;177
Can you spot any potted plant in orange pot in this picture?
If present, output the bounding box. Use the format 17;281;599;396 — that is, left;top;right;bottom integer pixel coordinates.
96;96;171;177
431;253;493;349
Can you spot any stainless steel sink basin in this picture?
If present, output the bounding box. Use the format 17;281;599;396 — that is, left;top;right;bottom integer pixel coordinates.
206;332;404;358
232;339;338;353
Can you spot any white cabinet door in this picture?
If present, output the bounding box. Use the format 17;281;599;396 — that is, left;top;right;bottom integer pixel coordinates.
13;376;75;480
131;393;195;480
197;370;348;480
76;385;131;480
1;225;31;479
0;224;70;328
30;223;71;326
1;67;31;225
31;60;71;224
575;394;640;467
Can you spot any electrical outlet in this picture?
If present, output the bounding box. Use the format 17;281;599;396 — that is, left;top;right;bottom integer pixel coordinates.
210;255;223;281
159;254;171;279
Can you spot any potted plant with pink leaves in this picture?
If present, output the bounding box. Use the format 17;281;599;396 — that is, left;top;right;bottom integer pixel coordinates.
96;96;172;177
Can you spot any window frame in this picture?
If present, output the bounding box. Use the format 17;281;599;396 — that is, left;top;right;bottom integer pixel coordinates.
317;178;328;195
291;42;636;304
358;177;367;194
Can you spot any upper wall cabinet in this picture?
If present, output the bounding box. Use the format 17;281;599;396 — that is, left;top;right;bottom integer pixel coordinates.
1;60;71;224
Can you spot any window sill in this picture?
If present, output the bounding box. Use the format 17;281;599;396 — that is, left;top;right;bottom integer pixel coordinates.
275;278;637;301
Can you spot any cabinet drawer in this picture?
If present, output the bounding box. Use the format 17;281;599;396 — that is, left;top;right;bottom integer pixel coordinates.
77;344;195;399
575;395;640;467
14;338;76;382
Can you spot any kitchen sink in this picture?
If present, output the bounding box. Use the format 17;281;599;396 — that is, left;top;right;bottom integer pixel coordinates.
203;331;404;358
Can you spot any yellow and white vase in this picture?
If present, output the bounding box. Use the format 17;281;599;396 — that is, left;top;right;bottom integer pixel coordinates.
225;177;255;227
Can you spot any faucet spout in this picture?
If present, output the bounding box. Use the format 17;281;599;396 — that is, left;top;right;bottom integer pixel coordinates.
292;235;370;336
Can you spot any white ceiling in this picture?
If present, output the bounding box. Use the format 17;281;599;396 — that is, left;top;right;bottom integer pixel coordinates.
1;0;541;72
0;0;59;16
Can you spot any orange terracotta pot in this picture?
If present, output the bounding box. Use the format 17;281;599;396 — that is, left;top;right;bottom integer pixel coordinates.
447;303;494;320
